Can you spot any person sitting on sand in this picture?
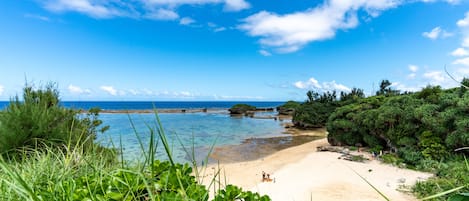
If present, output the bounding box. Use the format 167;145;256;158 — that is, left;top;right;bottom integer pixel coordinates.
262;171;266;182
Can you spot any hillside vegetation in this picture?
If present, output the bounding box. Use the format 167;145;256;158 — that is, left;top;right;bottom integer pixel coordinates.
293;79;469;200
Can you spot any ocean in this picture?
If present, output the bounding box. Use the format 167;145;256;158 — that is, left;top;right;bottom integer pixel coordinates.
0;101;288;163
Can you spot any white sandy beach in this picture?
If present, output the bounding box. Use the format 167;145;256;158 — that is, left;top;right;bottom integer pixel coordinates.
202;138;432;201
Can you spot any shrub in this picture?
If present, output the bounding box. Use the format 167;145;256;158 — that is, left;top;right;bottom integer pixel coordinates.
276;101;300;115
229;104;256;115
0;84;108;158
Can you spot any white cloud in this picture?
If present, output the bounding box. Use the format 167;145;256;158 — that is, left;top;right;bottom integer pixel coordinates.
457;66;469;74
214;27;227;32
145;0;250;11
42;0;125;18
213;95;263;100
422;26;453;40
146;8;179;20
422;27;442;40
294;77;350;92
0;85;4;96
420;0;461;4
451;48;469;57
457;11;469;47
40;0;249;22
259;49;272;56
239;0;400;53
179;17;195;25
322;81;351;92
68;84;91;94
391;82;420;92
176;91;193;97
409;64;419;72
24;13;50;21
224;0;250;12
100;86;118;96
408;64;419;79
452;57;469;66
423;71;446;84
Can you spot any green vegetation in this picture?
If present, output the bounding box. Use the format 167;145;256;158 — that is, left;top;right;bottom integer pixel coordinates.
0;83;109;158
293;79;468;200
276;100;300;115
229;104;257;115
0;84;270;201
292;87;365;129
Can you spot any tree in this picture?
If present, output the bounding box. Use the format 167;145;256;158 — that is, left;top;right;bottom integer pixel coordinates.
376;79;400;96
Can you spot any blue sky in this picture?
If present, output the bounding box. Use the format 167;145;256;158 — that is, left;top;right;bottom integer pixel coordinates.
1;0;469;101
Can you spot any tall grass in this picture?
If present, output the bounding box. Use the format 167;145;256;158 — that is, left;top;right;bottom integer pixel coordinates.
0;110;269;201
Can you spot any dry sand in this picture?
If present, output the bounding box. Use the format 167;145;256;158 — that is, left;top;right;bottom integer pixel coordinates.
201;137;432;201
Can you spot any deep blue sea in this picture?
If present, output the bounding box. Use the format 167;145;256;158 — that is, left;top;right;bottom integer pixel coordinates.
0;101;287;163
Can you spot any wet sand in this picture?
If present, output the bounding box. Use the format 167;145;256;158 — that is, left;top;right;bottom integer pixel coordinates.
210;135;324;163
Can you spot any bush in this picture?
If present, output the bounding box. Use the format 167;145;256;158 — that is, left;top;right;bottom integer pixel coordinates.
0;84;108;158
229;104;256;115
276;101;300;115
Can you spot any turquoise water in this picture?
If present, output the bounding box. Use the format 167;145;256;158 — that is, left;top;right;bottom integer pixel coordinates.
97;111;288;163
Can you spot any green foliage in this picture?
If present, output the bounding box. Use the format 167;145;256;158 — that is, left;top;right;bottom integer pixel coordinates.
277;101;300;115
214;185;270;201
376;80;400;96
294;102;336;128
413;156;469;201
418;131;448;160
0;84;107;158
323;79;469;199
229;104;256;115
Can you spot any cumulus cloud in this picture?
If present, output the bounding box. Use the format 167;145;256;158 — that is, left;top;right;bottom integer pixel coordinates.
457;11;469;47
239;0;400;53
420;0;461;4
450;12;469;68
409;64;419;73
179;17;195;25
422;26;452;40
391;82;420;92
213;95;263;100
423;71;446;84
68;84;91;94
451;47;469;57
41;0;250;21
294;77;350;92
42;0;126;18
408;64;419;79
0;85;4;96
224;0;250;12
259;49;272;56
146;8;179;20
452;57;469;66
100;86;118;96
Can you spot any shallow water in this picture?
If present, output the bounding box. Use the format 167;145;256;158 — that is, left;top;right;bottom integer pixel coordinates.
96;112;291;163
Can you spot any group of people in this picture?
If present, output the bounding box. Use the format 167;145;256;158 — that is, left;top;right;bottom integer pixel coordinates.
261;171;274;182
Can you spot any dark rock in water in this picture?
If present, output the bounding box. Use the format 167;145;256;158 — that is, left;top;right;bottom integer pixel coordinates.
277;107;295;115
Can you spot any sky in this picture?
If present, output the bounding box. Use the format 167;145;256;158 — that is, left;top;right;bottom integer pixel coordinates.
1;0;469;101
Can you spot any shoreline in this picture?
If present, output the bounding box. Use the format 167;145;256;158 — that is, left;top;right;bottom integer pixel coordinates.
82;107;277;114
201;130;432;201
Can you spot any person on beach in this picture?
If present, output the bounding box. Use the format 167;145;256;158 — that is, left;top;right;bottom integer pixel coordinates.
262;171;266;182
